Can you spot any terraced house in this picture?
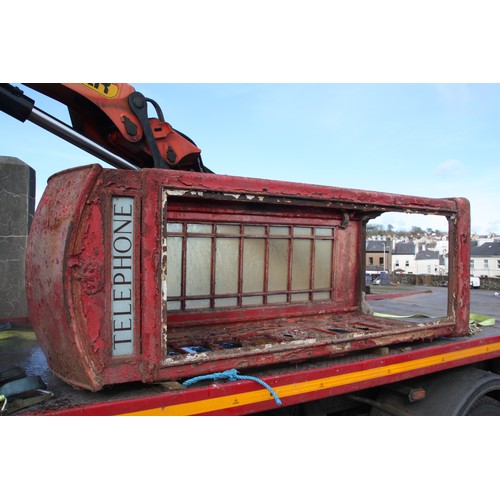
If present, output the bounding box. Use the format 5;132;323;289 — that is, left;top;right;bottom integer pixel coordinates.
365;240;391;273
391;242;417;274
470;241;500;278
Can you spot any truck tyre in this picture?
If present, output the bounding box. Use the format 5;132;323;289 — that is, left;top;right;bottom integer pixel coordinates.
466;396;500;416
370;366;500;416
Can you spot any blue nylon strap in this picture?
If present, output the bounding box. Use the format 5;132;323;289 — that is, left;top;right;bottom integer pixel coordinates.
182;368;282;406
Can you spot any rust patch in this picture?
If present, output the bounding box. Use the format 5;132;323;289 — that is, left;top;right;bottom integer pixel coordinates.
77;261;104;295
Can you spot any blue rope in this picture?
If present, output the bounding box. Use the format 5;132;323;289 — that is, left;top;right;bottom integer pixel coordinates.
182;369;282;406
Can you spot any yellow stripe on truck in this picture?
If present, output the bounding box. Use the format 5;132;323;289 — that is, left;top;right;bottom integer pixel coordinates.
122;342;500;416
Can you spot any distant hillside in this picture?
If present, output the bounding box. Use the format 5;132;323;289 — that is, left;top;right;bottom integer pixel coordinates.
367;224;446;239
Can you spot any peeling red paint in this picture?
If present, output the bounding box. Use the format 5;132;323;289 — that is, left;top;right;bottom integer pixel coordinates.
26;165;471;391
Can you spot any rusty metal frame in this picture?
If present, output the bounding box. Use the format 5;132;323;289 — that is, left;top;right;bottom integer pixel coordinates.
27;165;471;390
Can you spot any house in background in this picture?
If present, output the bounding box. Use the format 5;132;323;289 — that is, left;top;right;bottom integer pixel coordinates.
415;249;441;275
364;233;500;279
470;241;500;278
471;233;499;247
365;240;391;273
391;242;416;274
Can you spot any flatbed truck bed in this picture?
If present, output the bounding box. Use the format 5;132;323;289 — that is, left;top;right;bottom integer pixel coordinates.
2;286;498;416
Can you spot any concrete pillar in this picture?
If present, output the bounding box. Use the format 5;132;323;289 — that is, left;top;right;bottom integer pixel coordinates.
0;156;36;320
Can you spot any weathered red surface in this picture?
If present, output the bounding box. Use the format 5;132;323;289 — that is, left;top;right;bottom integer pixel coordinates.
26;164;470;390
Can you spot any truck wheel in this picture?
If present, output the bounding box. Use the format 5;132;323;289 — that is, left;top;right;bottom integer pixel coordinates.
370;367;500;416
466;396;500;416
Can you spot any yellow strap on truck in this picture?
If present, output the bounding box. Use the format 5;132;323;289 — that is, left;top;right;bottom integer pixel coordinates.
373;312;495;326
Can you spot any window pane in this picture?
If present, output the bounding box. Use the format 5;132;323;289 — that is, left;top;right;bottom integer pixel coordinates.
185;299;210;309
243;239;265;292
291;292;309;302
214;298;238;307
314;240;332;288
166;223;183;233
269;226;289;236
187;223;212;234
268;294;287;303
294;227;312;236
166;237;182;296
268;239;289;291
316;227;333;237
216;224;240;235
167;301;181;310
244;226;266;236
292;239;311;290
215;238;239;294
186;238;211;295
242;296;264;306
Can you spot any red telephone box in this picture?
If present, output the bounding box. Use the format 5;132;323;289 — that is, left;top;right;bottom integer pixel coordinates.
27;164;470;390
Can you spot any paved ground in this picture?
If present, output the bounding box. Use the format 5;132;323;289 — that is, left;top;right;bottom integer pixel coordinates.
368;285;500;334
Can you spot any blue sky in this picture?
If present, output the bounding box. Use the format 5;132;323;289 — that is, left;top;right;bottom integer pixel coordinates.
2;83;500;235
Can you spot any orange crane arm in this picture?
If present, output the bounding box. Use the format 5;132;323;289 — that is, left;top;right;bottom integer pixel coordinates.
0;83;210;172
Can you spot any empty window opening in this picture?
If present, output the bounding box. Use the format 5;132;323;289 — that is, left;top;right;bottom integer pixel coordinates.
366;212;449;322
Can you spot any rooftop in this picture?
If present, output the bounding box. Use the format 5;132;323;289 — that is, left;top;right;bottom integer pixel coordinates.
393;242;416;255
415;250;440;260
471;241;500;257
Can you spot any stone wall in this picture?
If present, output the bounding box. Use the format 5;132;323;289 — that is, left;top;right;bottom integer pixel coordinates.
391;272;500;290
474;276;500;291
0;157;35;319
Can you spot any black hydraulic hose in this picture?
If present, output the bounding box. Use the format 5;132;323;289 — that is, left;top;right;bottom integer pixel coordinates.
173;127;213;173
0;84;35;122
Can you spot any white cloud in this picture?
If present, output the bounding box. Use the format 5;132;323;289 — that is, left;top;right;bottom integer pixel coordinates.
468;193;500;235
435;159;466;177
374;212;449;233
435;84;473;109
